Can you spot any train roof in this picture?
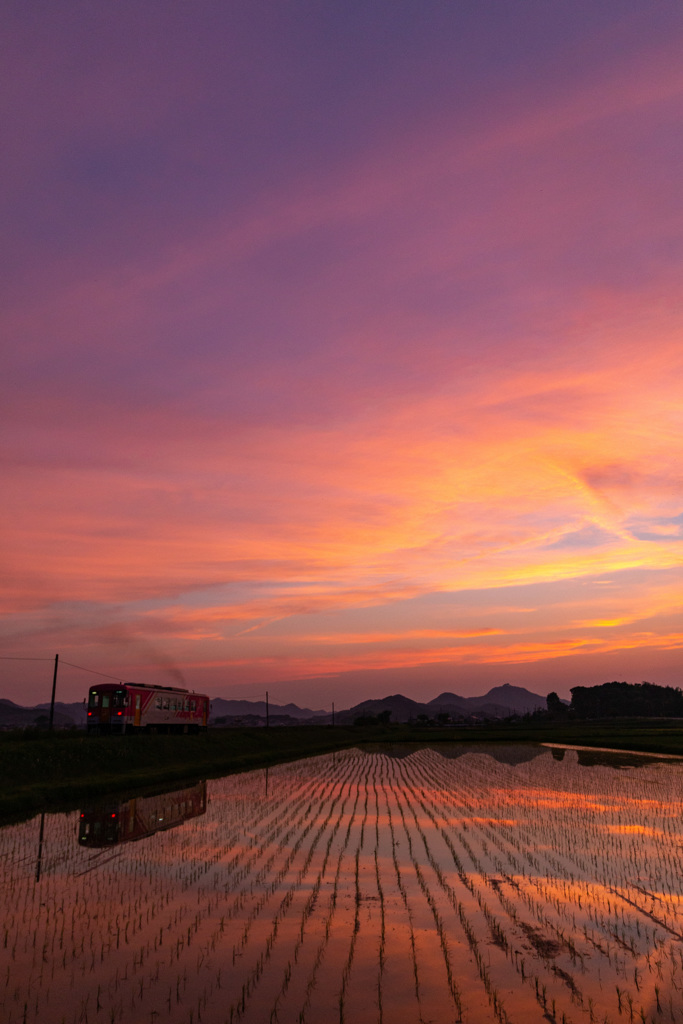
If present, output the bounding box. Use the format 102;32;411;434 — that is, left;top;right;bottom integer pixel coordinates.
88;681;194;694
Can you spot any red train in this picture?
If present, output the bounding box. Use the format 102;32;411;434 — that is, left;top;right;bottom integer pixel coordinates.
86;681;210;734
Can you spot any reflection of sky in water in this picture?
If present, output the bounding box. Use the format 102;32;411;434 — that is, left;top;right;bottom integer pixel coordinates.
2;745;683;1024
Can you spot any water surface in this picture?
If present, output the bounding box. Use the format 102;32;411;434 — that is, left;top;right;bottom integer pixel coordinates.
3;744;683;1023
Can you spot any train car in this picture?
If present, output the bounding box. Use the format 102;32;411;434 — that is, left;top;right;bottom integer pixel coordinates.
86;681;210;734
78;781;207;846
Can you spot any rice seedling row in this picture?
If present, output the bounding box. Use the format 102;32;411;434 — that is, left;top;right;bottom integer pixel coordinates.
2;745;682;1023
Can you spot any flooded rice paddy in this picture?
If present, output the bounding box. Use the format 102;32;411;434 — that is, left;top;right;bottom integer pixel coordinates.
3;743;683;1024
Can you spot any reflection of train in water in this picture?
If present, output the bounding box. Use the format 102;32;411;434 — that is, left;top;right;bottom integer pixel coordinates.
86;681;210;734
78;781;207;847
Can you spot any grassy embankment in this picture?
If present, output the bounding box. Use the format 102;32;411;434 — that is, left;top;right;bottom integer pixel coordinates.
1;718;682;821
0;726;359;821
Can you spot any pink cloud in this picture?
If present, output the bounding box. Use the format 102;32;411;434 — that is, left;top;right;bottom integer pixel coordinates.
3;8;683;702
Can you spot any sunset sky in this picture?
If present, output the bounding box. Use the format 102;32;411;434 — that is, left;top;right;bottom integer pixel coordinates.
2;1;682;708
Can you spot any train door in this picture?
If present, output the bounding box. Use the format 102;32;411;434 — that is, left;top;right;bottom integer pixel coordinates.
202;700;207;728
134;694;142;728
100;694;110;725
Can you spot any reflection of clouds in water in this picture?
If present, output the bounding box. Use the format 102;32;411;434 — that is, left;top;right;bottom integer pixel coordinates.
2;746;683;1023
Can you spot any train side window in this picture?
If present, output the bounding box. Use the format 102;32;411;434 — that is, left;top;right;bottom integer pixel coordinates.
184;699;189;711
155;697;162;709
191;700;196;712
102;695;110;708
163;698;170;710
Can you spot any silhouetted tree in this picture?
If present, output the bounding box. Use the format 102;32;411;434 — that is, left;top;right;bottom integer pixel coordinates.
546;691;566;718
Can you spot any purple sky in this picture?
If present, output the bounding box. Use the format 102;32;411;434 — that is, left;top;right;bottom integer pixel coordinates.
2;1;683;708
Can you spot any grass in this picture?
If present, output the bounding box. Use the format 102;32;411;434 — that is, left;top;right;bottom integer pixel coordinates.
0;726;360;821
1;717;682;821
451;717;683;755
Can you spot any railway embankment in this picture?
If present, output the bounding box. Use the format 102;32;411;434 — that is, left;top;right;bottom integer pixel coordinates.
1;719;682;821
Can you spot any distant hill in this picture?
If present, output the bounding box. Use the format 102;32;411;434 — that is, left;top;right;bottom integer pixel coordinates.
0;698;86;730
329;685;547;725
35;699;88;723
429;684;546;717
337;694;424;724
210;698;322;720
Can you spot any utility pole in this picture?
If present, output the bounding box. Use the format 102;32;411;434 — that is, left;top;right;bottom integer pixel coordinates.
265;690;269;728
35;813;46;882
48;653;59;733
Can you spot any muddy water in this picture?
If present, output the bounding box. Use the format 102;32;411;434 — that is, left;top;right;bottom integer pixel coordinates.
2;744;683;1024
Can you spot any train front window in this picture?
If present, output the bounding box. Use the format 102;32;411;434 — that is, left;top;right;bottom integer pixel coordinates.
89;692;99;708
113;691;127;708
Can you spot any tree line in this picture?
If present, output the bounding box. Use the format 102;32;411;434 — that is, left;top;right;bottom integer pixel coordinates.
547;681;683;719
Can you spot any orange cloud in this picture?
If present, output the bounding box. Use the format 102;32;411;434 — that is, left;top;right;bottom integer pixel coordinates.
3;19;683;700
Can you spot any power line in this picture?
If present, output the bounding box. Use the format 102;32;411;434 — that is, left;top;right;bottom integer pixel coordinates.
0;656;53;661
0;655;129;683
61;661;129;682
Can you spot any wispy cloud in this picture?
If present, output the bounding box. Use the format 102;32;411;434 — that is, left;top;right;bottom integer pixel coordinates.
2;4;683;701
